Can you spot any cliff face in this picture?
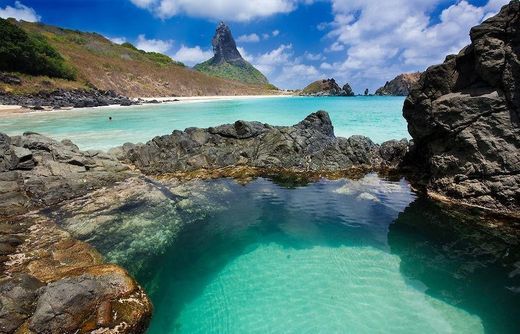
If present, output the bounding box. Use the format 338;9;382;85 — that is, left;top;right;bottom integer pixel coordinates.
403;2;520;215
194;22;269;85
376;72;421;96
300;78;355;96
211;22;244;65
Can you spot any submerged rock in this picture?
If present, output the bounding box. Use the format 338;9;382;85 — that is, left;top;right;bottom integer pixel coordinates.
122;111;409;175
403;2;520;215
0;216;151;334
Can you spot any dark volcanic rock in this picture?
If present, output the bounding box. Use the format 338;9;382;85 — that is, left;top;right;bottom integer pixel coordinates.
403;2;520;215
211;21;244;65
342;83;355;96
376;72;421;96
0;132;130;216
122;111;409;174
300;78;355;96
0;89;137;109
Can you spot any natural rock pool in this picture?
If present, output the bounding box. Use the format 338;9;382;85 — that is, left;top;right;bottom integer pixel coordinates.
53;174;520;333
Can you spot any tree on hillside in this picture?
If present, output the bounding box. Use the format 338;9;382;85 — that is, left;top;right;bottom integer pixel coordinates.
0;18;76;80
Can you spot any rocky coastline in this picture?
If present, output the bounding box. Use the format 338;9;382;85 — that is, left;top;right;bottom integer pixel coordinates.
0;112;410;333
0;86;178;110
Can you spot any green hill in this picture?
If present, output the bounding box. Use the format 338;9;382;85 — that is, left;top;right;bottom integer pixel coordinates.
0;19;275;97
194;22;269;86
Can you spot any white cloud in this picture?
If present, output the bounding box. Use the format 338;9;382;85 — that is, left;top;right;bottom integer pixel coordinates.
272;30;280;36
237;46;253;62
173;45;212;66
262;33;270;40
325;41;345;52
239;44;322;88
322;0;510;92
304;52;324;61
237;33;260;43
0;1;40;22
130;0;300;21
108;36;127;44
135;34;173;53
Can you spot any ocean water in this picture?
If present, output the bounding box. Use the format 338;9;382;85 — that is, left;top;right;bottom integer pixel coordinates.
111;176;519;334
0;96;408;150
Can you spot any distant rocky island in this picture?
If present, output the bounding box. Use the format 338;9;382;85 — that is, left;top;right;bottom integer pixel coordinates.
300;78;354;96
194;22;270;86
375;72;421;96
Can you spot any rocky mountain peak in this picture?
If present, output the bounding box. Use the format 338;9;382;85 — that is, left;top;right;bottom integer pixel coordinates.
211;21;244;65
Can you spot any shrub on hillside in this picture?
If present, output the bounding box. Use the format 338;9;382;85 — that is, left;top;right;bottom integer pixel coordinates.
0;18;76;80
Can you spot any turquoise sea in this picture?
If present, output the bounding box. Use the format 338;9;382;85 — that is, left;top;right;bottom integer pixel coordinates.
0;96;408;150
2;96;519;333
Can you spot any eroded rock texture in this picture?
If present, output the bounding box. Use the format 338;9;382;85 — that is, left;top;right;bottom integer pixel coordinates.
0;132;130;216
0;216;152;334
121;111;409;175
403;2;520;215
375;72;421;96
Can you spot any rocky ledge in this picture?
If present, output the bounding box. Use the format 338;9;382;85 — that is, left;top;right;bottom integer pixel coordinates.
0;111;408;333
0;132;152;333
118;111;409;175
403;2;519;215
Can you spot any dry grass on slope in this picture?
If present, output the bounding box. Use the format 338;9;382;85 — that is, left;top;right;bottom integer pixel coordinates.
10;21;275;97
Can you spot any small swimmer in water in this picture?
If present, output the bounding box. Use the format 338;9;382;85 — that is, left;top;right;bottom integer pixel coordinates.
109;116;112;121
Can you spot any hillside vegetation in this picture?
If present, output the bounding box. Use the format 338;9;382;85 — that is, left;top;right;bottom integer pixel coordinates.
0;18;75;79
1;20;275;97
194;60;269;85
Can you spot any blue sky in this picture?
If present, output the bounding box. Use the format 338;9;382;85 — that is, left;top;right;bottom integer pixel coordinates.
0;0;510;92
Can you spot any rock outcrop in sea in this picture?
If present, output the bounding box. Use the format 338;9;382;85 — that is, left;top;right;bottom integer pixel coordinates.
121;111;408;174
300;79;355;96
375;72;421;96
194;22;269;85
403;2;519;215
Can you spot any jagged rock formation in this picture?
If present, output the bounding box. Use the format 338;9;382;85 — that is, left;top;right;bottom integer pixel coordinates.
0;132;130;216
376;72;421;96
343;83;355;96
121;111;409;174
403;2;520;215
194;22;269;85
300;79;355;96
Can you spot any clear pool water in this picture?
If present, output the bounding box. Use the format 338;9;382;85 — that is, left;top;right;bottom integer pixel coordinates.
114;176;519;334
0;96;408;150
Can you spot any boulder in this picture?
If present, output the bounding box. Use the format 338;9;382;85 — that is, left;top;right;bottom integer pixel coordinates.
403;2;520;215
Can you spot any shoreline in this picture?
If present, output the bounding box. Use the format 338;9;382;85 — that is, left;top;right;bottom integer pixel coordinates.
0;94;293;116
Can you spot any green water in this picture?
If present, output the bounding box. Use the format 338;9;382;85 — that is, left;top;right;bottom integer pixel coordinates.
115;176;519;334
0;96;407;150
